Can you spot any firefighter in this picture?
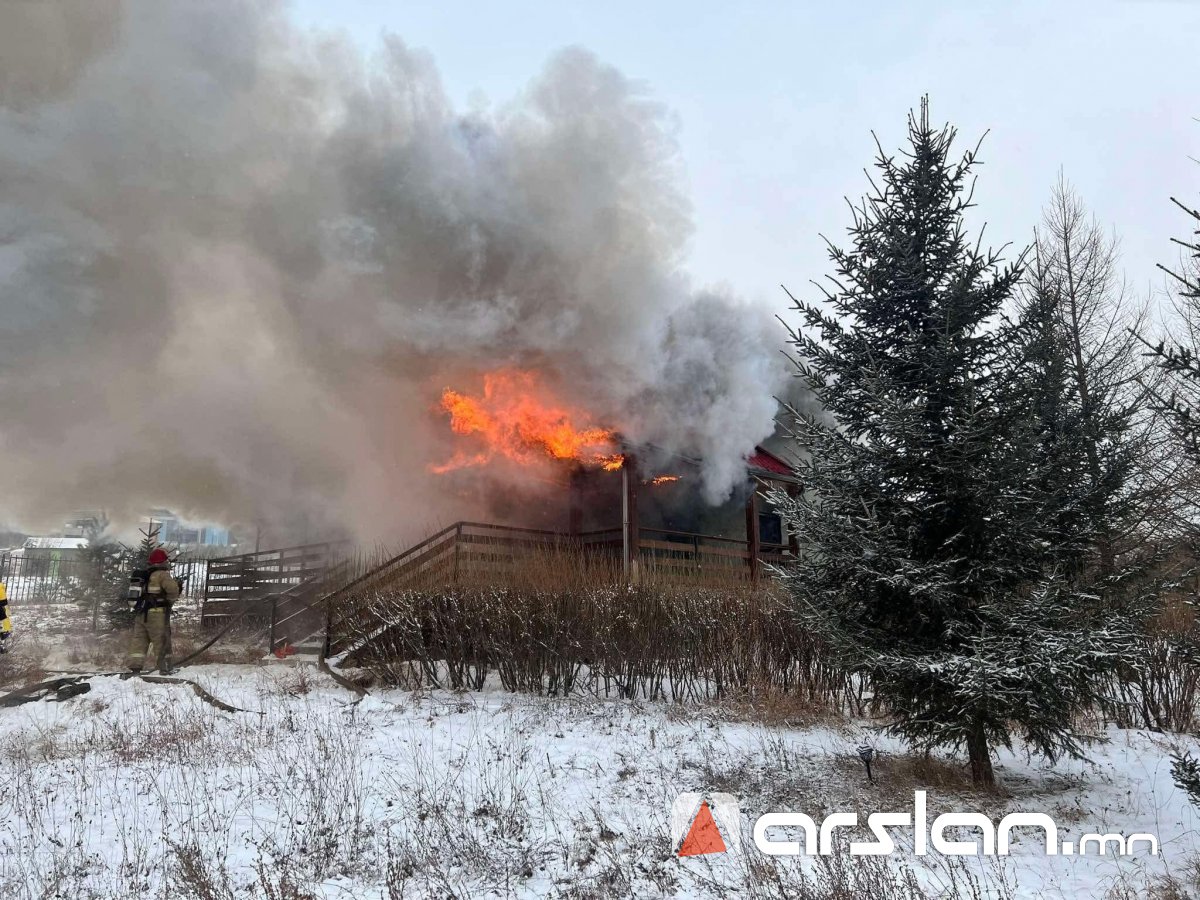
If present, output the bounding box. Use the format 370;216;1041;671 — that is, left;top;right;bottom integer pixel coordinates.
0;582;11;653
127;547;180;674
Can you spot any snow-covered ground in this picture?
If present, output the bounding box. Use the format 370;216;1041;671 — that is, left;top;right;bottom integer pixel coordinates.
1;663;1198;899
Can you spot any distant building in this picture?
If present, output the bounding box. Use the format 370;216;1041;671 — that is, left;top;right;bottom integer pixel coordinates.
144;510;232;549
22;535;88;562
63;511;104;539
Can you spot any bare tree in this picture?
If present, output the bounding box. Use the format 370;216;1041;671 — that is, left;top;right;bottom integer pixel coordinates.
1028;174;1181;560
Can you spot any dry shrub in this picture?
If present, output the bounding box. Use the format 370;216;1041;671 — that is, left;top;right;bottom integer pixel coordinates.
171;841;235;900
253;860;319;900
332;545;850;708
1106;591;1200;734
62;631;127;671
1;721;76;762
0;649;49;691
829;748;1010;813
105;707;213;764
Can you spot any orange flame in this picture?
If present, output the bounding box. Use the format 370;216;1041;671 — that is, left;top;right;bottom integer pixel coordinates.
432;369;624;473
648;474;681;485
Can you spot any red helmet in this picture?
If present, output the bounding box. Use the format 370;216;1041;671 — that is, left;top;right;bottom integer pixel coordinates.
147;547;169;566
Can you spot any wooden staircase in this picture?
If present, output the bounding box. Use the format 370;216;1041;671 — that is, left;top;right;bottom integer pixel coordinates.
198;542;350;661
324;522;604;659
200;542;345;628
263;559;353;659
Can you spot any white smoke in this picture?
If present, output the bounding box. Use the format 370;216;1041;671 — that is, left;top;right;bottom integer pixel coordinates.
0;0;790;540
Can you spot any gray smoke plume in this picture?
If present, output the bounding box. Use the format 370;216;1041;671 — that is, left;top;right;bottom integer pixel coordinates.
0;0;790;541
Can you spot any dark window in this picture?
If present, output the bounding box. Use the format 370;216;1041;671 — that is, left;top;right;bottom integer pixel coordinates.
758;513;783;545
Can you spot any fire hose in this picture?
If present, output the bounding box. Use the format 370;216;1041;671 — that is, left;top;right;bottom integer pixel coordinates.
0;672;256;713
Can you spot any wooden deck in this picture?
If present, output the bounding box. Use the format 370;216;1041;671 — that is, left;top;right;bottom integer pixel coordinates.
199;522;791;659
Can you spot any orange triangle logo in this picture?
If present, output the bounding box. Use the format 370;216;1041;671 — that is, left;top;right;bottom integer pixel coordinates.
677;800;727;857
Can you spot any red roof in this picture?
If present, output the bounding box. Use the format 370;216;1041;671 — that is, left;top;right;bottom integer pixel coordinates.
746;447;794;476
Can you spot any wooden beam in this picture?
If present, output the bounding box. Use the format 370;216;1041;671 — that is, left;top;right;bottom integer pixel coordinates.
745;487;761;580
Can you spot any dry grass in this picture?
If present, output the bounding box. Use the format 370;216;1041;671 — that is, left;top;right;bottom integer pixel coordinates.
715;682;853;729
0;649;50;691
274;666;315;697
0;609;266;696
0;665;1128;900
1105;854;1200;899
859;749;982;794
689;838;1018;900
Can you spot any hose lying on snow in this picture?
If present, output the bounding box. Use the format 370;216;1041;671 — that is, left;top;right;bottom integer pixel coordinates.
1;592;365;711
0;672;258;714
171;605;259;669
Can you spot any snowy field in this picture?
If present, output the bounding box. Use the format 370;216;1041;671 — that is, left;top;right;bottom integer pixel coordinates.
1;663;1198;899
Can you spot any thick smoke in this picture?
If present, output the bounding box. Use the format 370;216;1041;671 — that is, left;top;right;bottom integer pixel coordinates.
0;0;789;541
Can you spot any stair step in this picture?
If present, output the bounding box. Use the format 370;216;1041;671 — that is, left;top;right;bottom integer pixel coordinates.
261;648;321;665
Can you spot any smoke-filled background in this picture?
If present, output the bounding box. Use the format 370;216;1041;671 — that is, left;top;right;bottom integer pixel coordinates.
0;0;790;542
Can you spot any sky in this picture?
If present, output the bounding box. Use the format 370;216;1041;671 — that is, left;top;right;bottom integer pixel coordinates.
292;0;1200;314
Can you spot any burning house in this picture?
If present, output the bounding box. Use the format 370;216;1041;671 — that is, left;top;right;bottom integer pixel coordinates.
567;442;800;580
427;367;799;580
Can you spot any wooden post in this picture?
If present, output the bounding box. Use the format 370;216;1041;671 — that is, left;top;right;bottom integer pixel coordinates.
745;487;761;581
201;559;211;626
621;454;639;576
453;522;462;583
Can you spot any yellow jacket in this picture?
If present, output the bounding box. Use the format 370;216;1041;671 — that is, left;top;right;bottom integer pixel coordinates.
1;582;10;634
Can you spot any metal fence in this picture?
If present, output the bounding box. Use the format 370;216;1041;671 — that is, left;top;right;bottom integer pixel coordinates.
0;551;207;606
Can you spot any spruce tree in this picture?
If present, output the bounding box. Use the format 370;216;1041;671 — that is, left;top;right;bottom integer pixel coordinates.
77;515;129;632
138;522;163;562
781;102;1137;783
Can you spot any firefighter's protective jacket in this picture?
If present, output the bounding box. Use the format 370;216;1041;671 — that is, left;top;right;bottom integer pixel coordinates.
145;567;181;605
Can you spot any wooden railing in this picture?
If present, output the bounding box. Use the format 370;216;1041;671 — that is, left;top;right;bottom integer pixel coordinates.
639;527;787;579
324;522;597;654
195;522;794;659
323;521;790;659
201;541;346;626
